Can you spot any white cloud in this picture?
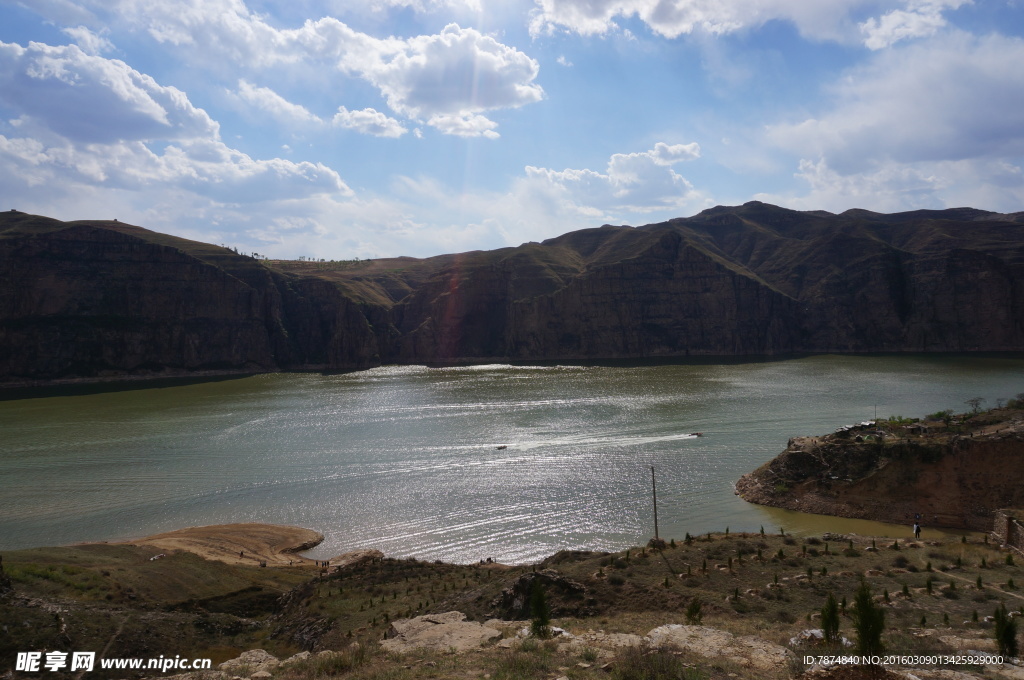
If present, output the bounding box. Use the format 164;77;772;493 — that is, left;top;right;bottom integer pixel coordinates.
365;0;482;11
426;112;499;138
343;23;543;128
235;79;321;125
523;142;703;217
860;0;968;49
756;157;1024;214
60;25;114;55
0;40;350;207
55;0;543;137
759;31;1024;214
766;32;1024;173
528;0;966;44
0;41;218;145
648;141;701;165
232;81;408;137
333;106;408;137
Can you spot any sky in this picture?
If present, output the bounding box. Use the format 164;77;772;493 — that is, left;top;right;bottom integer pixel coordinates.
1;0;1023;259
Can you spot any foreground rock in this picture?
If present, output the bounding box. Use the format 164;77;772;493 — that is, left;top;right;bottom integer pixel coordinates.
647;624;795;671
217;649;279;675
381;611;502;653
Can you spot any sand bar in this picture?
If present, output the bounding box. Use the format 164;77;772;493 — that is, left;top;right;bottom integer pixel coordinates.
125;523;324;567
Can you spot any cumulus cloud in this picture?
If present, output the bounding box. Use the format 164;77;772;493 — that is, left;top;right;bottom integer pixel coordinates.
860;0;968;49
756;157;1024;215
0;41;218;145
426;112;499;138
523;142;703;216
528;0;965;44
353;24;543;122
766;32;1024;173
54;0;543;137
332;106;407;137
0;40;350;206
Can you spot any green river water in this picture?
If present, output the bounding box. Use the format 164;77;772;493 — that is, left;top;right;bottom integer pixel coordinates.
1;354;1021;563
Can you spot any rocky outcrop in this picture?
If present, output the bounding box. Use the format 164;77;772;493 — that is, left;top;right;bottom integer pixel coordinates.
381;611;501;653
646;624;795;671
489;569;592;619
736;416;1024;531
4;202;1024;385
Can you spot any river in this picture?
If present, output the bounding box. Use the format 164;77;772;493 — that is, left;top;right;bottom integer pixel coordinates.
1;354;1021;563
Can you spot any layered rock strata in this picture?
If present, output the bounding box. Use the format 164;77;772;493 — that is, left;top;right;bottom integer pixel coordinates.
3;202;1024;385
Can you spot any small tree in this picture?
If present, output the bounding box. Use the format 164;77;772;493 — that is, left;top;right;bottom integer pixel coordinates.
851;582;885;656
821;593;840;644
685;597;703;625
965;397;985;414
994;603;1019;658
529;580;551;638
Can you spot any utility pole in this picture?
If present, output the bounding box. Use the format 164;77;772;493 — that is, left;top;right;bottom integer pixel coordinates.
651;466;659;540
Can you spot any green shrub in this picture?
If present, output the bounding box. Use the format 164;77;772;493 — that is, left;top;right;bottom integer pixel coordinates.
529;581;551;638
685;597;703;625
994;603;1019;658
821;593;840;644
851;582;885;656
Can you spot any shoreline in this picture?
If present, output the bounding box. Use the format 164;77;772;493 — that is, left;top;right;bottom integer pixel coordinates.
5;350;1024;395
116;523;326;567
84;519;974;571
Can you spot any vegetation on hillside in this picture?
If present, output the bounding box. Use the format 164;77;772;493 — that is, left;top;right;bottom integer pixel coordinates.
2;528;1022;679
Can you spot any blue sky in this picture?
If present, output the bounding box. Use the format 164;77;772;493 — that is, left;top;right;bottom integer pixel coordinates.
1;0;1022;259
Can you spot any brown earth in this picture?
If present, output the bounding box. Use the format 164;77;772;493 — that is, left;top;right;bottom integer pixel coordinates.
125;523;324;566
736;411;1024;532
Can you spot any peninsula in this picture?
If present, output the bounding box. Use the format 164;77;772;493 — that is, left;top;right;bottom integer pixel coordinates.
736;403;1024;532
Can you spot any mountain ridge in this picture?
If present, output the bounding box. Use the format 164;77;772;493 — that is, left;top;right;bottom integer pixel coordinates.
2;202;1023;385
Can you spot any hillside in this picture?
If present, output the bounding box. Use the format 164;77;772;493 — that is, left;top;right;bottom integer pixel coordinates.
3;202;1024;384
2;527;1022;679
736;405;1024;532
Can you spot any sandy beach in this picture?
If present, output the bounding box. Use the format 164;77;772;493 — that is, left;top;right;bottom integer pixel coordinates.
124;523;324;567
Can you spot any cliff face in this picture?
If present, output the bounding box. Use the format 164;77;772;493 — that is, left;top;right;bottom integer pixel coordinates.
735;418;1024;531
0;213;382;383
3;201;1024;384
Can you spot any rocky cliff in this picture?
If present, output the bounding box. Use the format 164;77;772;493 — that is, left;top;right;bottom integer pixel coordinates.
735;410;1024;531
0;212;382;383
3;201;1024;384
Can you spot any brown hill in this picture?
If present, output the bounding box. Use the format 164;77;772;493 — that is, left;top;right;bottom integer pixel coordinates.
3;202;1024;384
736;407;1024;531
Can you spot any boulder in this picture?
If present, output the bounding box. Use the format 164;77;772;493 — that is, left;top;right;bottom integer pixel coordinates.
381;612;501;653
217;649;279;675
646;624;794;671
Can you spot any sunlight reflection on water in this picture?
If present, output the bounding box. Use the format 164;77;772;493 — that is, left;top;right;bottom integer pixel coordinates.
1;354;1021;562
